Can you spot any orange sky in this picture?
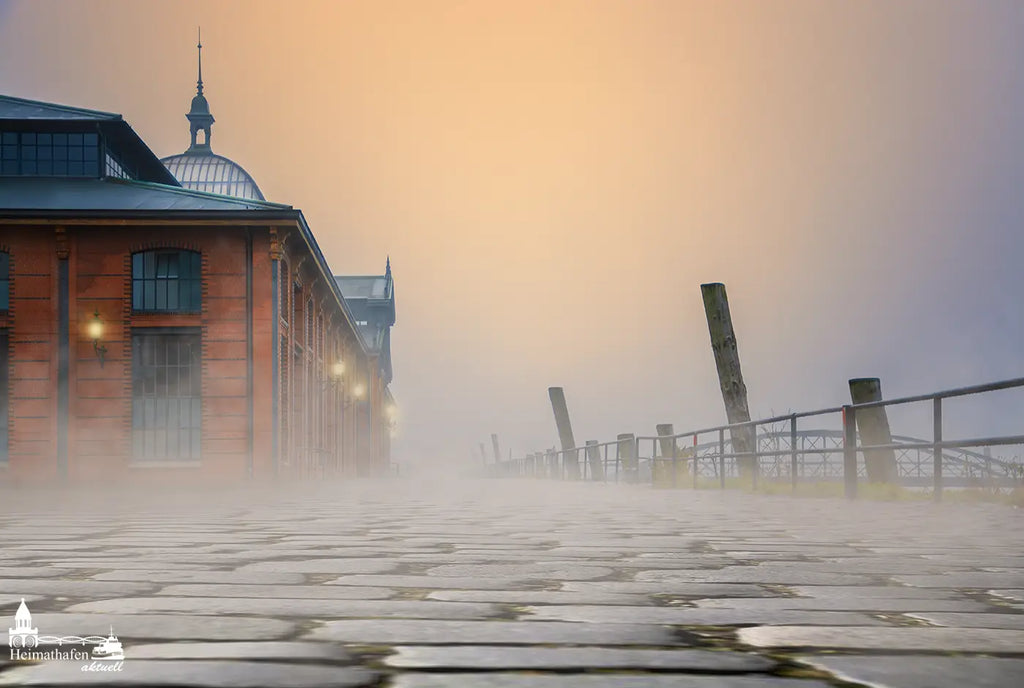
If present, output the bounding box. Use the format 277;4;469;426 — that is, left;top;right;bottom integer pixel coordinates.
2;1;1022;462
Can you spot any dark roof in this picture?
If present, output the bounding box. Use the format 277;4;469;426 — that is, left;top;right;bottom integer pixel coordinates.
0;94;121;121
0;177;288;212
335;275;391;300
0;94;180;186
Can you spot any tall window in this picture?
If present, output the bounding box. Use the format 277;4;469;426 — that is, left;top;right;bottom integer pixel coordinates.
0;252;9;311
132;250;201;312
132;331;201;460
0;331;8;463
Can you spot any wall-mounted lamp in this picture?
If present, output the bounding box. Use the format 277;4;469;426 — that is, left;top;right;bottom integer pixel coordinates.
88;309;107;368
352;383;366;400
331;361;346;380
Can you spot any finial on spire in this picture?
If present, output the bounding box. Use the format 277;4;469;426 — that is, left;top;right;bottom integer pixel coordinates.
385;256;392;279
196;27;204;96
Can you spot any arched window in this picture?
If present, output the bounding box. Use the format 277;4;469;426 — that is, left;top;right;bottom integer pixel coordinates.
132;250;201;312
0;251;9;310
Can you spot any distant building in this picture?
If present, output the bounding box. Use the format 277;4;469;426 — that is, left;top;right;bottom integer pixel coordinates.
0;41;395;482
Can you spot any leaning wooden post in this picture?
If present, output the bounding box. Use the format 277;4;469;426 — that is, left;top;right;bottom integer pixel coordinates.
656;423;677;487
617;432;637;483
548;387;581;480
849;378;898;484
585;440;604;481
490;434;502;464
701;283;755;476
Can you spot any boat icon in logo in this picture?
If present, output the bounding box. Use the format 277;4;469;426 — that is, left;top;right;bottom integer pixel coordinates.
91;628;125;661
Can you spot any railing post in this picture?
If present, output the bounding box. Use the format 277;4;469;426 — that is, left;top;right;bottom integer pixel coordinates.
843;405;858;499
656;423;675;488
751;421;759;491
585;440;603;482
691;433;699;489
718;428;726;489
790;414;798;492
933;397;943;502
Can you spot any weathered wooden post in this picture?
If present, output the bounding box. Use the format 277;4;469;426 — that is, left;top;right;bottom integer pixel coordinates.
617;432;637;483
701;283;756;476
656;423;677;487
548;387;580;480
848;378;898;483
546;448;558;479
585;440;604;481
490;434;502;464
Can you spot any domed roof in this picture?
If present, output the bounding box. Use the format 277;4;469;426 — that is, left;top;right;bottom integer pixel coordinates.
161;152;265;201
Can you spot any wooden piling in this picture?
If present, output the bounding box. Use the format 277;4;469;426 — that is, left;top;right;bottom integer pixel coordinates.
585;440;604;481
548;387;581;480
617;432;637;482
701;283;756;475
490;434;502;463
849;377;898;483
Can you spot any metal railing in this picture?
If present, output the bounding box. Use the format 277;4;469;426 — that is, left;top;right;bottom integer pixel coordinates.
491;377;1024;501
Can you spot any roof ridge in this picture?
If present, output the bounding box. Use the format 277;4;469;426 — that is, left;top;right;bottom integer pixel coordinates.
0;94;122;120
105;177;291;209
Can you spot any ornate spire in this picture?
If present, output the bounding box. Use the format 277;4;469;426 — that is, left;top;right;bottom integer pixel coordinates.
185;28;215;153
196;27;204;96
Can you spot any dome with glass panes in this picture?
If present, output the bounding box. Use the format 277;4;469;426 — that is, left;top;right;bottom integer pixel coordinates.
160;32;265;201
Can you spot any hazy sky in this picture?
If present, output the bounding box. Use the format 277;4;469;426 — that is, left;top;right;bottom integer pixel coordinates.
1;1;1022;463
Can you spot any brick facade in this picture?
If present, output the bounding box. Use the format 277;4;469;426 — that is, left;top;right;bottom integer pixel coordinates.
0;220;388;483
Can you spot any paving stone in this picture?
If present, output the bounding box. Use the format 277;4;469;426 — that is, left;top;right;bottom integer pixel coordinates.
693;597;990;612
906;611;1024;629
385;645;776;671
91;570;308;585
788;585;958;599
738;625;1024;652
0;661;376;687
0;566;75;577
635;567;876;586
66;597;501;620
427;590;653;605
126;642;355;661
797;654;1024;688
990;589;1024;603
156;584;394;599
327;575;544;589
423;564;615;580
561;582;775;596
523;604;882;626
307;620;691;645
391;674;831;688
236;559;400;574
894;572;1024;588
25;613;295;641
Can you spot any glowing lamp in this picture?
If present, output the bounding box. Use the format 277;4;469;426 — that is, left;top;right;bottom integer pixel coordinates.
89;310;107;368
331;361;346;380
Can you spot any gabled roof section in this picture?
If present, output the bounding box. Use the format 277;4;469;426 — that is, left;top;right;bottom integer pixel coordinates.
335;275;391;300
0;94;180;186
0;94;122;120
0;177;289;212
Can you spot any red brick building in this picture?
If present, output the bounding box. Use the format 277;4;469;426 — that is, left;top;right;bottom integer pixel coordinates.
0;89;396;483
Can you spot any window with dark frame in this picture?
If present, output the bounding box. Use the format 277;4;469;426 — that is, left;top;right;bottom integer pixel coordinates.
132;250;201;312
0;252;9;311
131;331;201;461
0;132;100;177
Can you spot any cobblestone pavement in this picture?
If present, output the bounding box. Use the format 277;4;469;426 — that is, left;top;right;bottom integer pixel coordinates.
1;478;1023;687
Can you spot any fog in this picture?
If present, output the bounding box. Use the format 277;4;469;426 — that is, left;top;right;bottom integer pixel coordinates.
1;0;1022;468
